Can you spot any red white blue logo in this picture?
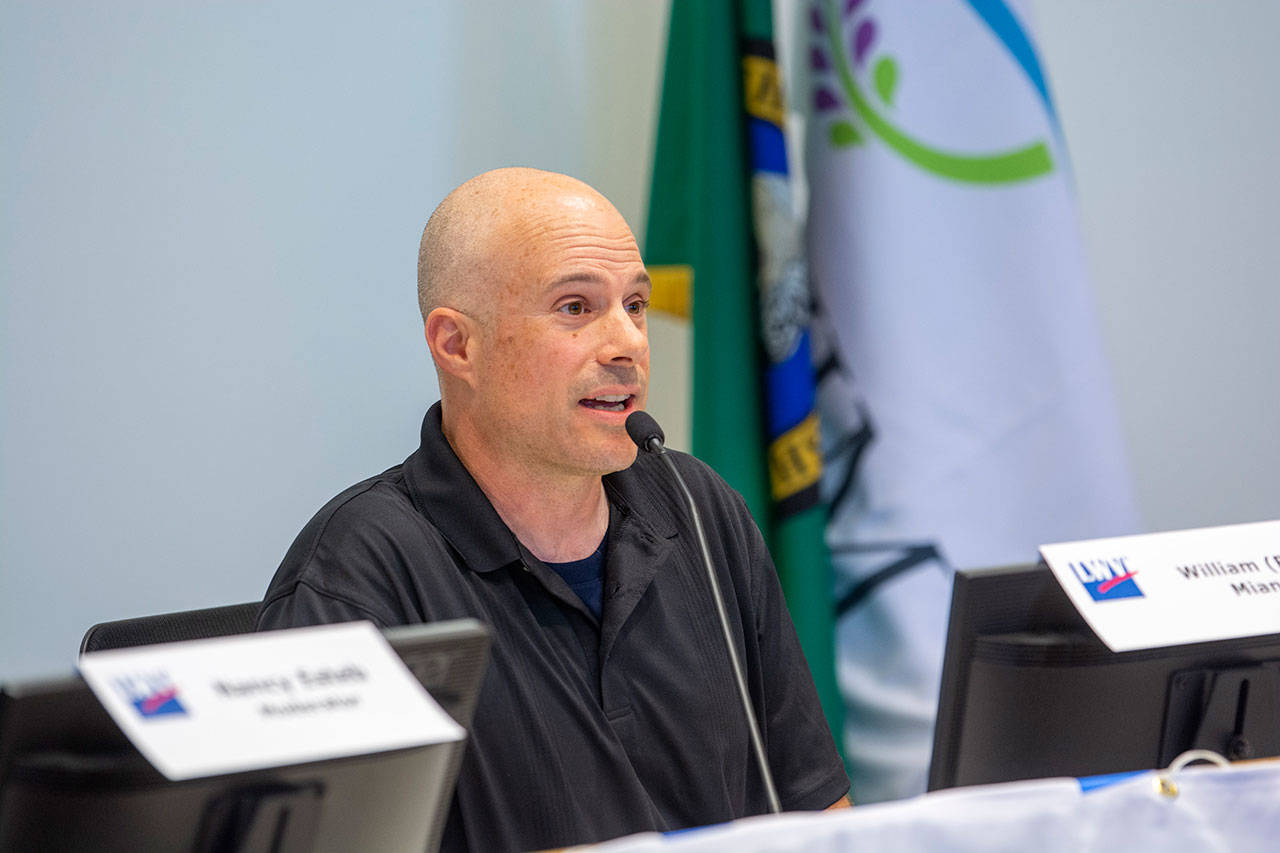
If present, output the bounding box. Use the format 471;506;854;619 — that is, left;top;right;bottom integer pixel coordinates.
114;671;188;718
1069;557;1144;602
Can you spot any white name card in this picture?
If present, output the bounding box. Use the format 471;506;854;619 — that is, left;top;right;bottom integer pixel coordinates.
79;621;463;780
1039;520;1280;652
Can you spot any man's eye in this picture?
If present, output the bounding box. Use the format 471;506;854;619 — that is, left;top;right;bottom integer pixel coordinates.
626;299;649;316
560;301;586;316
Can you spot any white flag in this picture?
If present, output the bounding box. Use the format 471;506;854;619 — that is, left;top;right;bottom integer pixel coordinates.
802;0;1140;802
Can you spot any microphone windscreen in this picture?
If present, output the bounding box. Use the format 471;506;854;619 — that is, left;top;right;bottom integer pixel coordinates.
625;410;665;452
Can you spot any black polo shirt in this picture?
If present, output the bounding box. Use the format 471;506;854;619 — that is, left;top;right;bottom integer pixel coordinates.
258;403;849;852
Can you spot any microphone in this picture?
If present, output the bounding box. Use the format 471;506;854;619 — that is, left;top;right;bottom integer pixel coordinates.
624;409;665;455
625;410;782;815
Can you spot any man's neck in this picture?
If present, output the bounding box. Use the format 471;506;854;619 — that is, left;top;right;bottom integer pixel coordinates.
443;419;610;563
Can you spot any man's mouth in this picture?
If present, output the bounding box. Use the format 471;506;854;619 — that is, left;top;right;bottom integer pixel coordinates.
579;394;633;413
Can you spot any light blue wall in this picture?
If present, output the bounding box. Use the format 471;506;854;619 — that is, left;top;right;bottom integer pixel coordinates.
0;1;667;678
1029;0;1280;534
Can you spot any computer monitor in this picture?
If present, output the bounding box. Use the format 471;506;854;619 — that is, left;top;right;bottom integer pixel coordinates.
0;619;489;853
928;563;1280;791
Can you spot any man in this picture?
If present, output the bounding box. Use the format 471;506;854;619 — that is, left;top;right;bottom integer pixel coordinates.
258;168;849;851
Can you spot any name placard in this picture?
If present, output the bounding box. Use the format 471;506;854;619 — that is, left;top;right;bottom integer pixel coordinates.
1039;520;1280;652
79;621;463;780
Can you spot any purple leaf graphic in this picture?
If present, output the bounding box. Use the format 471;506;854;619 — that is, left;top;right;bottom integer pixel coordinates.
814;88;841;111
843;0;866;17
810;5;825;33
853;19;876;67
810;46;829;71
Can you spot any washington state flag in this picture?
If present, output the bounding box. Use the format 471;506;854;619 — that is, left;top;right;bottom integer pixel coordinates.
644;0;843;740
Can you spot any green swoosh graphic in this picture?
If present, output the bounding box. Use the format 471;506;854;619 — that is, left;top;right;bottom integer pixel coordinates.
823;0;1053;184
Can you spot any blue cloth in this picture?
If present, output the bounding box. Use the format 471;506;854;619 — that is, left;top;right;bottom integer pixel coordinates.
547;538;607;619
1078;770;1147;793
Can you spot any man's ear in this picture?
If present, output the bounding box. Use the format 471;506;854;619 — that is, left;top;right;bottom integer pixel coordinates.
425;307;478;386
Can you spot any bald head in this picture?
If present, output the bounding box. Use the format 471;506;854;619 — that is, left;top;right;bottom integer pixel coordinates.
417;167;624;321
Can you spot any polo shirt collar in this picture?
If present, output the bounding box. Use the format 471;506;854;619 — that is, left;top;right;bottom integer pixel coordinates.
402;402;678;580
403;402;524;574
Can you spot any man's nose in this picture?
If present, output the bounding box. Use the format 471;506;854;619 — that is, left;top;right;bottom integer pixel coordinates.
598;304;648;364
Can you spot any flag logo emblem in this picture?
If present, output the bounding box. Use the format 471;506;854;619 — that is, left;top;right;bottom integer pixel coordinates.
1082;570;1143;601
114;671;188;718
1069;558;1145;602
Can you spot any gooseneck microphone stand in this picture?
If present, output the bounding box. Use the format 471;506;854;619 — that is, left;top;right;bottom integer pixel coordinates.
625;410;782;815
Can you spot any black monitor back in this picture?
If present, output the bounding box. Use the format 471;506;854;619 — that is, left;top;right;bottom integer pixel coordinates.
928;563;1280;790
0;618;489;853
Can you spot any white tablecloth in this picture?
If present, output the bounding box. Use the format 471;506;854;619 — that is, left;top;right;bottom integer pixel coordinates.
589;761;1280;853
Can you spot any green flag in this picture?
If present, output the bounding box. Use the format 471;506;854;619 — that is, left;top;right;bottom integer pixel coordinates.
644;0;843;743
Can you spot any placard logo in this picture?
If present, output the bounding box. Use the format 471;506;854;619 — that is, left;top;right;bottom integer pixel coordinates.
114;671;188;718
1068;557;1143;601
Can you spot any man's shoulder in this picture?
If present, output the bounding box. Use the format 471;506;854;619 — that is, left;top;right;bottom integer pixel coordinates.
308;466;412;517
298;465;422;540
266;464;440;593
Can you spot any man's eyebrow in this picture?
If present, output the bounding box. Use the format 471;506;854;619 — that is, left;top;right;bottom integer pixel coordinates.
543;271;605;289
543;270;653;291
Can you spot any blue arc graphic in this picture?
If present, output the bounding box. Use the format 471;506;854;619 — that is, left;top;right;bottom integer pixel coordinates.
964;0;1060;132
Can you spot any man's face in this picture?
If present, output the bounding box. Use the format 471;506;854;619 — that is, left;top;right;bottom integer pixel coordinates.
468;192;651;480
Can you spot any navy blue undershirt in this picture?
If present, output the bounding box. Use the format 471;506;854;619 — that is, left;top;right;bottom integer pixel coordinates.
545;536;607;619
